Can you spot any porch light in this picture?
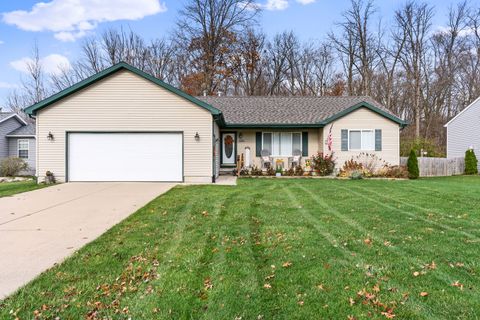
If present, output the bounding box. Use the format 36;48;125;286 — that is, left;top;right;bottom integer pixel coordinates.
47;131;54;141
194;132;200;141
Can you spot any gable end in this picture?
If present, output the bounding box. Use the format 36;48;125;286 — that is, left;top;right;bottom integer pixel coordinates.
24;62;222;117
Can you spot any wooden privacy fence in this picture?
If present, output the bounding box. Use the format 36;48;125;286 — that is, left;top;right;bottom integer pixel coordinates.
400;157;465;177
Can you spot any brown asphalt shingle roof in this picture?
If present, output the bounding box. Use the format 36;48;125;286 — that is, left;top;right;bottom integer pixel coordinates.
197;96;399;125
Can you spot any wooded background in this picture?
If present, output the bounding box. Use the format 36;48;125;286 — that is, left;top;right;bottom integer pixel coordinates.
5;0;480;156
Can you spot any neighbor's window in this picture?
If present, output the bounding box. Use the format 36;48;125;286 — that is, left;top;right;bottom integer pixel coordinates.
262;132;302;156
349;130;375;151
18;139;29;159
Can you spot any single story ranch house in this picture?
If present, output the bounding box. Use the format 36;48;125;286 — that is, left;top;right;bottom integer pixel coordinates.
25;62;407;183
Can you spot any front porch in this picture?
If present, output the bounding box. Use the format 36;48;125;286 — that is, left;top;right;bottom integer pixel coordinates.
219;128;324;174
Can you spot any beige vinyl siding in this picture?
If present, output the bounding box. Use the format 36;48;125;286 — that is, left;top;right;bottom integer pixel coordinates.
36;70;213;182
325;107;400;168
232;128;322;168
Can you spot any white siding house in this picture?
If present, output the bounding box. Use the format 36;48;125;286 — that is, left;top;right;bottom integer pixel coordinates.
445;97;480;171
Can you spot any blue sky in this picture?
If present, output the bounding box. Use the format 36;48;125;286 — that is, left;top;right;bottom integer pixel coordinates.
0;0;458;108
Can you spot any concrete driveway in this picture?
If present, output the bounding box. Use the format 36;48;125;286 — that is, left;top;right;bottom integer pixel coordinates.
0;182;175;299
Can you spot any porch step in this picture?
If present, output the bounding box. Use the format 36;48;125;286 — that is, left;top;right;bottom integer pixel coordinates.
219;167;235;175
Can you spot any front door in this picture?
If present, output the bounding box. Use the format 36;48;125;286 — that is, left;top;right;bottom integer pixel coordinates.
221;132;236;165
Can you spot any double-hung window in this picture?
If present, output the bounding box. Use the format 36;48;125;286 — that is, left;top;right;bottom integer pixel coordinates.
18;139;29;159
349;130;375;151
262;132;302;156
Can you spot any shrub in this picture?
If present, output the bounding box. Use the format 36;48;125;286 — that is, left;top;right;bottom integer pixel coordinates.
0;157;28;177
400;137;445;157
285;167;295;176
349;170;363;180
294;165;304;176
250;166;263;176
266;166;276;176
339;159;364;177
239;168;250;176
355;152;387;174
407;149;419;179
311;152;335;176
465;149;478;175
383;165;409;179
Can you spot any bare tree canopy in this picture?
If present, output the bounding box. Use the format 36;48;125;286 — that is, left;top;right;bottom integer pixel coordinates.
4;0;480;156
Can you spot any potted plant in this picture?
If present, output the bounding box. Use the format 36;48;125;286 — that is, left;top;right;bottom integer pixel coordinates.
304;158;312;176
275;166;282;177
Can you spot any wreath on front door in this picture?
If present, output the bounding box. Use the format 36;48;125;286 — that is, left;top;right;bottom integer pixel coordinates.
224;135;234;158
224;135;234;145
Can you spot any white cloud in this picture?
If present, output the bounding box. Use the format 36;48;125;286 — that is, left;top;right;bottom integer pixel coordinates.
263;0;289;10
296;0;315;4
436;25;474;37
10;54;71;76
2;0;166;42
0;81;18;89
0;40;4;45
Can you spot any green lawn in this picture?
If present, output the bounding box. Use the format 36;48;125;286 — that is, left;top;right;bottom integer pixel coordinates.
1;177;480;319
0;180;46;198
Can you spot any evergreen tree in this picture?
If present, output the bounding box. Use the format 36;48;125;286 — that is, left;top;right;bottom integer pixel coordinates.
407;149;419;179
465;149;478;175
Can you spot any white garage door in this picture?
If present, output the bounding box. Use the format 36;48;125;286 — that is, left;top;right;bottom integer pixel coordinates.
68;132;182;182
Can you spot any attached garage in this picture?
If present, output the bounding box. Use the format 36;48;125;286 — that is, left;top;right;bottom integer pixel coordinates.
25;62;223;183
67;132;183;182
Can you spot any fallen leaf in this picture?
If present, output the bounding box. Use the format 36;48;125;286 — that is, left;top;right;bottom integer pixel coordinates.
298;300;304;306
204;278;213;290
282;261;292;268
452;281;464;290
381;311;396;319
419;292;428;297
264;274;275;281
413;271;420;277
263;283;272;289
364;238;373;246
349;297;355;306
373;284;380;293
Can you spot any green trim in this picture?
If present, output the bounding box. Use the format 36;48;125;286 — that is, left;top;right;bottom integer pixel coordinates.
301;132;308;156
255;132;262;157
220;132;237;166
24;62;222;117
320;102;408;127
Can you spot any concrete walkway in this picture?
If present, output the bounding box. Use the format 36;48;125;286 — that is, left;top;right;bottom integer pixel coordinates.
0;182;174;299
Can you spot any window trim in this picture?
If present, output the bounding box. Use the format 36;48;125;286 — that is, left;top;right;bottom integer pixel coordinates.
262;132;302;156
348;129;375;151
18;139;29;159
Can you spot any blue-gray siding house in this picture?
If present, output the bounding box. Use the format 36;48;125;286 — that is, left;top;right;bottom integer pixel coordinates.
445;96;480;171
0;112;36;175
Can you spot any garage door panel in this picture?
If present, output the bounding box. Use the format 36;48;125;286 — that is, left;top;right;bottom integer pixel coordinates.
68;133;182;182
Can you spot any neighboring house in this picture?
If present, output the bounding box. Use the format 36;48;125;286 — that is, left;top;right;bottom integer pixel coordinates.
0;112;36;175
444;96;480;171
24;62;406;183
